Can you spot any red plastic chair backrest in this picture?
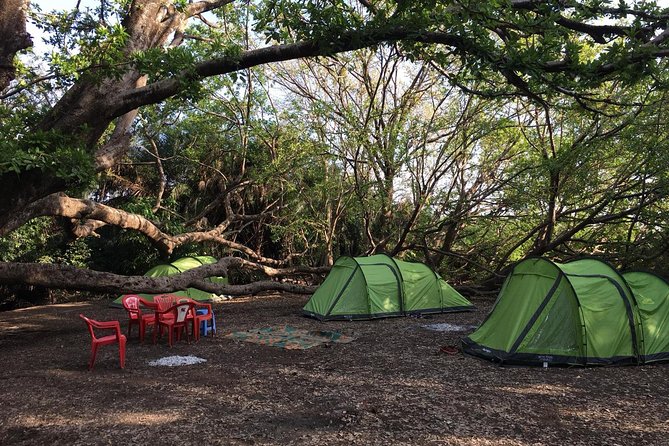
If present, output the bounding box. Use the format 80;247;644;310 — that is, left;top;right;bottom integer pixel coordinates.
122;295;141;316
80;314;97;340
154;294;177;312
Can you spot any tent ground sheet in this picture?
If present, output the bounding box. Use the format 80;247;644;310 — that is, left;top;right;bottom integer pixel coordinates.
225;325;355;349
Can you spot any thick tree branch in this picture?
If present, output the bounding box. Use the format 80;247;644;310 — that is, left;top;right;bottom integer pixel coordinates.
114;28;469;117
2;193;308;266
186;0;237;17
0;257;321;295
114;22;669;120
1;192;174;250
94;75;148;170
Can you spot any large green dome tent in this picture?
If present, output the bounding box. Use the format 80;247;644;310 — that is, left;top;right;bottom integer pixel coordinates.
303;254;474;320
622;271;669;363
462;258;669;366
112;255;227;307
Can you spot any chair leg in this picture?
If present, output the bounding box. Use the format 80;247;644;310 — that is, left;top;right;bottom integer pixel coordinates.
119;338;126;369
202;315;215;337
89;344;99;370
141;321;153;343
142;322;154;343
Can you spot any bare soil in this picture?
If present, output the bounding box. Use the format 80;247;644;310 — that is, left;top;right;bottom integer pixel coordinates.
0;293;668;445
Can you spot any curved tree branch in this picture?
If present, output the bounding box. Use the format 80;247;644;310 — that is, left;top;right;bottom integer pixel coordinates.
2;193;308;266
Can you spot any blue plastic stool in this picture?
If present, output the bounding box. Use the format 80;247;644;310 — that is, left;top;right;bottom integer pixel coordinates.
195;308;217;337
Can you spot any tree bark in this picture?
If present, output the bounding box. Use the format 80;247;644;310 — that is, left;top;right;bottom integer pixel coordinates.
0;0;32;92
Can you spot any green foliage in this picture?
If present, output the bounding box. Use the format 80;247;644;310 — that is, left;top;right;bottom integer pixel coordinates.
255;0;366;45
50;23;130;81
5;0;669;293
0;217;92;269
39;238;93;268
0;218;54;263
133;46;203;98
0;130;94;182
31;4;131;83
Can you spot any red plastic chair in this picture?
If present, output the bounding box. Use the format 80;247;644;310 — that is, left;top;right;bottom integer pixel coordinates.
153;301;197;347
79;314;126;370
121;295;156;343
152;294;180;341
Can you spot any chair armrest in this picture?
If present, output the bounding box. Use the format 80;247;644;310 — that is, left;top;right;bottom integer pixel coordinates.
139;298;159;310
154;303;182;318
90;319;120;329
90;319;124;338
153;307;171;318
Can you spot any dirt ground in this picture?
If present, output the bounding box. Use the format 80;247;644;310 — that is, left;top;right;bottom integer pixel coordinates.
0;293;668;446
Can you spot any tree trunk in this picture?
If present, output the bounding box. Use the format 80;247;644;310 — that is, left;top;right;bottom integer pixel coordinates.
0;0;187;229
0;0;32;91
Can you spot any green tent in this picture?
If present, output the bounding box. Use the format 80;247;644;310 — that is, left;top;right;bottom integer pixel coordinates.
303;254;474;320
462;258;669;366
112;255;227;307
623;271;669;363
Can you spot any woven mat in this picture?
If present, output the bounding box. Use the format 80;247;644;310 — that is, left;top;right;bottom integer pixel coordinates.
225;325;355;350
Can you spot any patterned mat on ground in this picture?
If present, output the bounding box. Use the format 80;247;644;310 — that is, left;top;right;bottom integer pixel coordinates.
224;325;355;350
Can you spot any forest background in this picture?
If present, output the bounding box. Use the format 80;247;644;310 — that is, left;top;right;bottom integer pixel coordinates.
1;0;668;308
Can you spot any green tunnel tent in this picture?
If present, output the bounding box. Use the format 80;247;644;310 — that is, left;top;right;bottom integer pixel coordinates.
112;255;227;307
623;271;669;363
462;257;669;366
302;254;474;320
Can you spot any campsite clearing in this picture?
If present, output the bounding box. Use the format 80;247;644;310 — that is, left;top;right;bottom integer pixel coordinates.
0;293;668;445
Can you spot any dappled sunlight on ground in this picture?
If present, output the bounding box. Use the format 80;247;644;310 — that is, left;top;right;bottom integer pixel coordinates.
426;437;529;446
13;302;90;310
112;411;183;425
561;403;669;434
13;410;181;429
496;383;573;396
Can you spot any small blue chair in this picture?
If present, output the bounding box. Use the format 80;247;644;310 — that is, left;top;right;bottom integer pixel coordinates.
195;306;216;337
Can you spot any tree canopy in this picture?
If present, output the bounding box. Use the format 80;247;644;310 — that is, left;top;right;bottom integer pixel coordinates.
0;0;668;304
